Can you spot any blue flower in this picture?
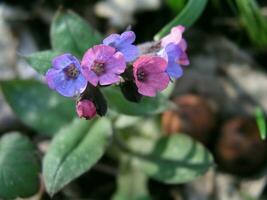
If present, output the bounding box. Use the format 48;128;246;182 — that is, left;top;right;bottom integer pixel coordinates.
103;31;139;62
45;53;87;97
158;43;183;79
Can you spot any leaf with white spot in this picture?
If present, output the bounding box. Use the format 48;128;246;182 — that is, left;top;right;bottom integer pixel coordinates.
0;80;75;136
43;118;111;196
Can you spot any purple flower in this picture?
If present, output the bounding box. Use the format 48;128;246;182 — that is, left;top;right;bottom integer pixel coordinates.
76;99;96;119
133;55;170;97
81;44;126;86
45;53;87;97
103;31;139;62
158;43;183;79
161;25;189;66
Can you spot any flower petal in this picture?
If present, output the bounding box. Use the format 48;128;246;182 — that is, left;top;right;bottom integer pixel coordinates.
147;72;170;91
105;52;126;74
137;83;157;97
103;33;120;46
99;73;120;85
179;52;190;66
52;53;74;69
161;25;185;47
166;61;183;78
119;31;136;45
74;74;87;93
179;38;187;51
120;44;139;62
45;68;64;90
84;70;99;86
133;55;167;74
165;43;182;61
55;79;77;97
82;45;115;67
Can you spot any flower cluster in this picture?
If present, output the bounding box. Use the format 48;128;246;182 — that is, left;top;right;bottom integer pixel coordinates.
45;26;189;119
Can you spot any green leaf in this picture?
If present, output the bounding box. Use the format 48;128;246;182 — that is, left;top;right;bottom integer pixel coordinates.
102;87;168;116
51;9;102;58
154;0;208;40
131;134;214;184
43;118;111;196
0;132;40;199
234;0;267;48
1;80;75;136
112;157;151;200
25;50;59;75
255;107;266;140
165;0;186;12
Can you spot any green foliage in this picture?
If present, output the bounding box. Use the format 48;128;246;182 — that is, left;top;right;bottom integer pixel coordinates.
154;0;208;40
0;133;40;199
17;7;217;198
102;87;168;116
112;158;151;200
43;118;111;196
255;107;266;140
165;0;186;12
234;0;267;48
51;9;102;58
0;80;75;136
25;51;59;75
130;134;214;184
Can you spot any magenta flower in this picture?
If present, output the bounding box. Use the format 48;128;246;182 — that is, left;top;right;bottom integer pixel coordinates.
103;31;139;62
81;44;126;86
76;99;96;119
161;25;189;66
133;55;170;97
45;53;87;97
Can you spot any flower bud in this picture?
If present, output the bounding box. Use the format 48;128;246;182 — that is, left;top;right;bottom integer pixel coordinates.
76;99;97;119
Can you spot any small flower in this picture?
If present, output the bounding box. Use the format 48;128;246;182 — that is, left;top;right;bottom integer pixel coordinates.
161;25;185;47
161;25;189;66
133;55;169;97
103;31;139;62
76;99;97;119
81;44;126;86
158;43;183;79
45;53;87;97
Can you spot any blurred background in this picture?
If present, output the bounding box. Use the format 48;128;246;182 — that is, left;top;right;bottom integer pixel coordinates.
1;0;267;199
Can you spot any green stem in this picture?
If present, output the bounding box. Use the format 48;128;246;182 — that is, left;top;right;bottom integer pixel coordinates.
154;0;208;41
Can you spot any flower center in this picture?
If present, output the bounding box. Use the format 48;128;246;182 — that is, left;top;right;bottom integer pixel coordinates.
64;64;79;79
137;68;146;82
91;61;105;76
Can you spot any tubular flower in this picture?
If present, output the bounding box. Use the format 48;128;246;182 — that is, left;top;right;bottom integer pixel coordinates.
161;25;189;66
81;44;126;86
133;55;169;97
103;31;139;62
45;53;87;97
158;43;183;79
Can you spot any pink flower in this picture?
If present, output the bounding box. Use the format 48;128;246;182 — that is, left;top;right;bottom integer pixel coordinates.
76;99;97;119
161;25;189;66
133;55;170;97
161;25;185;47
81;44;126;86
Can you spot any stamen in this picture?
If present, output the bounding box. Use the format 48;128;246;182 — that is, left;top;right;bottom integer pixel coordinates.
91;61;105;75
137;68;146;81
64;64;79;79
